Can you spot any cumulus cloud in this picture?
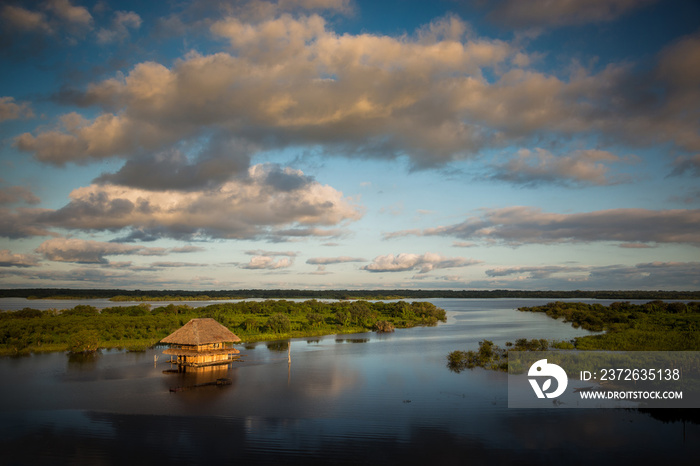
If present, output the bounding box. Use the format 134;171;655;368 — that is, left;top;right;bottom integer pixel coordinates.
18;164;361;241
487;0;657;28
488;148;627;186
16;11;700;171
670;154;700;177
0;185;40;205
246;0;354;19
0;1;92;36
486;265;590;279
586;261;700;289
241;255;294;270
361;252;480;274
170;245;206;253
307;256;365;274
385;207;700;246
35;238;148;264
34;238;191;264
306;256;365;265
1;4;53;34
16;14;518;167
483;262;700;290
0;207;55;238
0;96;34;122
94;142;253;191
0;249;39;267
246;249;297;257
97;10;141;44
141;261;205;269
45;0;92;29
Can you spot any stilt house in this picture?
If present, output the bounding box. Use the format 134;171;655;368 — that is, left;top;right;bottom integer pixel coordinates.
161;318;241;367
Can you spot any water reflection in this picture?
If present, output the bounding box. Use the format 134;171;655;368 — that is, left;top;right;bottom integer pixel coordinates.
1;298;699;464
335;338;369;344
266;340;290;352
0;409;696;465
67;351;101;367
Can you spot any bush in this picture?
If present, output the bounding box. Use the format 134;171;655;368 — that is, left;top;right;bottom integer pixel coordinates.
266;313;291;333
306;313;324;328
67;329;100;353
374;320;395;333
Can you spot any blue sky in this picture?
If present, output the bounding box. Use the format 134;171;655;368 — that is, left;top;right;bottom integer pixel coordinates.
1;0;699;291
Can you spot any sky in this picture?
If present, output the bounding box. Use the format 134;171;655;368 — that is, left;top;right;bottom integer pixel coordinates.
0;0;699;291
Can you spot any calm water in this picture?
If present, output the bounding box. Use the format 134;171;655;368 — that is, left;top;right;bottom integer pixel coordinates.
0;298;697;465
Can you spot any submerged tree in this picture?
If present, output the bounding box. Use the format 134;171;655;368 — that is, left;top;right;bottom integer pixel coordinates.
67;329;100;353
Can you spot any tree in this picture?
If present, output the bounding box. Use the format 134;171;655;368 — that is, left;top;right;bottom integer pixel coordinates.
67;329;100;353
266;313;291;333
306;313;324;328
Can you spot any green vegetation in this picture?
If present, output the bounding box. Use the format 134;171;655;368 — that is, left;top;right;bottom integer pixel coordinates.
0;300;446;356
3;288;699;300
518;300;700;351
448;300;700;372
447;338;568;373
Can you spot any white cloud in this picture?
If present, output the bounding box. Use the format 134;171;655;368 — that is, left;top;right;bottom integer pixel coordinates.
306;256;365;264
1;1;92;36
481;262;700;291
25;164;361;241
488;148;627;186
486;265;589;279
0;185;40;205
1;4;52;34
386;207;700;246
97;10;141;44
45;0;92;28
0;96;34;122
33;238;201;265
246;250;297;257
36;238;146;264
17;14;516;167
362;252;481;274
0;249;39;267
241;255;294;269
17;12;699;172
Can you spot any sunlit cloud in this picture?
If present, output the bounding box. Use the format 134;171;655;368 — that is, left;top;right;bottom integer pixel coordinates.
362;252;481;274
306;256;366;265
241;256;294;270
0;96;34;122
0;185;40;205
35;238;173;264
482;262;700;290
97;10;141;44
0;249;39;268
487;148;629;187
7;164;362;241
386;207;700;246
0;0;93;37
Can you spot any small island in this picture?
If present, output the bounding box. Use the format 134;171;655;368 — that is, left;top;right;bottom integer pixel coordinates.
0;299;446;356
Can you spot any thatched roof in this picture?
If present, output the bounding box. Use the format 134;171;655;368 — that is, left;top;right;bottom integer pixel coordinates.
160;318;241;345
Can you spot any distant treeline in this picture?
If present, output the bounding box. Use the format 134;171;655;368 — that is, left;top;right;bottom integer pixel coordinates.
0;299;446;356
2;288;699;300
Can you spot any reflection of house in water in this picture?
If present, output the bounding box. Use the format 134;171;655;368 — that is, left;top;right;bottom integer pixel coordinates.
161;318;241;368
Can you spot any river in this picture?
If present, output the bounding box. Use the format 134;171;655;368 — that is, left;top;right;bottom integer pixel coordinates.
0;298;697;465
